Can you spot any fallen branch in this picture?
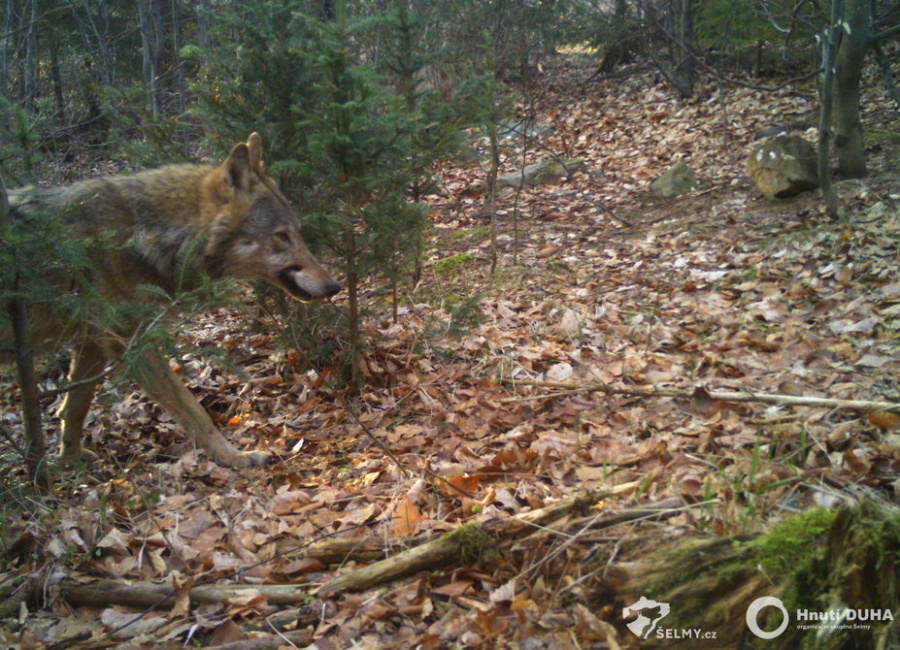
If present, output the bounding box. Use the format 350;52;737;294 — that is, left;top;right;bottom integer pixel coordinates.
16;494;702;619
304;539;400;565
504;379;900;412
315;490;608;597
59;581;310;609
313;493;701;598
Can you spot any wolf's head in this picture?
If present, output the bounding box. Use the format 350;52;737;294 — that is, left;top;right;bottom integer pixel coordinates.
204;134;341;302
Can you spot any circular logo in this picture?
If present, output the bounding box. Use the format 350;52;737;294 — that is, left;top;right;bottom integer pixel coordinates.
746;596;789;639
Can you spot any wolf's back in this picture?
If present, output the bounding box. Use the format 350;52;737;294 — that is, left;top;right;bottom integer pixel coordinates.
8;164;213;235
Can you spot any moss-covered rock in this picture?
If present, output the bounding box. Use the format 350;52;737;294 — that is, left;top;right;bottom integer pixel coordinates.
497;157;586;190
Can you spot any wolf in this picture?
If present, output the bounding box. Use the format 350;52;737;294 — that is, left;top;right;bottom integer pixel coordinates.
3;133;341;468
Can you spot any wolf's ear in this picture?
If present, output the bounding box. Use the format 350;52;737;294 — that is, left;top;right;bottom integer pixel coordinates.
247;133;263;174
224;142;253;194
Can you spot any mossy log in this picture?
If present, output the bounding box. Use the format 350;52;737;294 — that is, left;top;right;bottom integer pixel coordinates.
6;491;691;622
601;501;899;649
316;490;607;597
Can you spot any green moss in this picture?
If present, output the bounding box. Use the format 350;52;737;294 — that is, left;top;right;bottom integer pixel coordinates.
434;252;475;276
741;507;838;575
449;225;488;243
640;509;838;631
448;523;497;564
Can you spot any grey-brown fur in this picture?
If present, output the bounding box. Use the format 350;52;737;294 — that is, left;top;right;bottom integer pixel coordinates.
3;134;340;468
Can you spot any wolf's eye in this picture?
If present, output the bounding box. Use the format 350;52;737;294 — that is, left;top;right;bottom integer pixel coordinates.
236;236;258;252
275;231;292;246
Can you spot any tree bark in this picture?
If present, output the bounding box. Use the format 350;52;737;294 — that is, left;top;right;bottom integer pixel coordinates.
138;0;165;118
873;43;900;110
0;1;12;131
49;39;67;124
316;491;609;597
68;0;117;129
833;0;871;178
60;580;311;609
818;0;843;217
0;175;49;488
674;0;695;98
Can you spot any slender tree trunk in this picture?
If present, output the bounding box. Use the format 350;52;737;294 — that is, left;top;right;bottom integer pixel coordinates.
68;0;117;128
196;0;211;50
598;0;632;73
832;0;871;178
486;123;500;275
80;56;103;122
49;40;66;124
138;0;165;118
819;0;843;218
171;0;185;120
873;43;900;110
23;0;37;113
346;268;360;391
675;0;695;98
0;0;12;126
0;176;50;488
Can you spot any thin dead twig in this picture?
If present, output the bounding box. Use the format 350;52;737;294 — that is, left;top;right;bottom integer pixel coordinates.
503;379;900;413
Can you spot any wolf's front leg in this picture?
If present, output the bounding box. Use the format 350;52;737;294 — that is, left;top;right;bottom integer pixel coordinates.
56;340;105;466
132;348;269;468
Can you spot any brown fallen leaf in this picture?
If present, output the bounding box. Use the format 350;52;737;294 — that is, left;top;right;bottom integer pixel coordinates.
170;573;193;619
393;496;425;537
869;410;900;430
536;244;561;258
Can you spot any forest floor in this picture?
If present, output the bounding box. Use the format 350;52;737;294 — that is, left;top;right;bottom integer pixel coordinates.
2;54;900;649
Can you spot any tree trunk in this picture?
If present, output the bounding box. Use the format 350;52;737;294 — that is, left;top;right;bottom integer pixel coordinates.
818;0;843;217
69;0;117;129
171;0;187;138
49;39;66;125
22;0;37;113
486;124;500;275
346;263;361;392
873;43;900;110
0;175;50;488
833;0;871;178
0;1;12;125
599;0;635;73
196;0;212;50
674;0;695;98
138;0;165;118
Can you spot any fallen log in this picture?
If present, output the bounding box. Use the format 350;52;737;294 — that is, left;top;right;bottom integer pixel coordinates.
315;489;610;597
303;539;400;565
60;580;310;610
600;499;900;649
15;493;696;615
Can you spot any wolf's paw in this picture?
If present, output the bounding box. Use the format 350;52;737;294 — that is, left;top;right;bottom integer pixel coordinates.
241;450;272;467
222;450;272;468
52;448;100;470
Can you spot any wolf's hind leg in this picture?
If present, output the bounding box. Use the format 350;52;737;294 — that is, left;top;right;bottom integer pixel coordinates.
133;348;269;468
57;340;105;465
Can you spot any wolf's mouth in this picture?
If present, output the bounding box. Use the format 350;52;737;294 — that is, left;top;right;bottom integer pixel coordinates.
278;267;314;303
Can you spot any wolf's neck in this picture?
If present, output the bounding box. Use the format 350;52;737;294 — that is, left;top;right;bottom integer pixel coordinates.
130;222;209;295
